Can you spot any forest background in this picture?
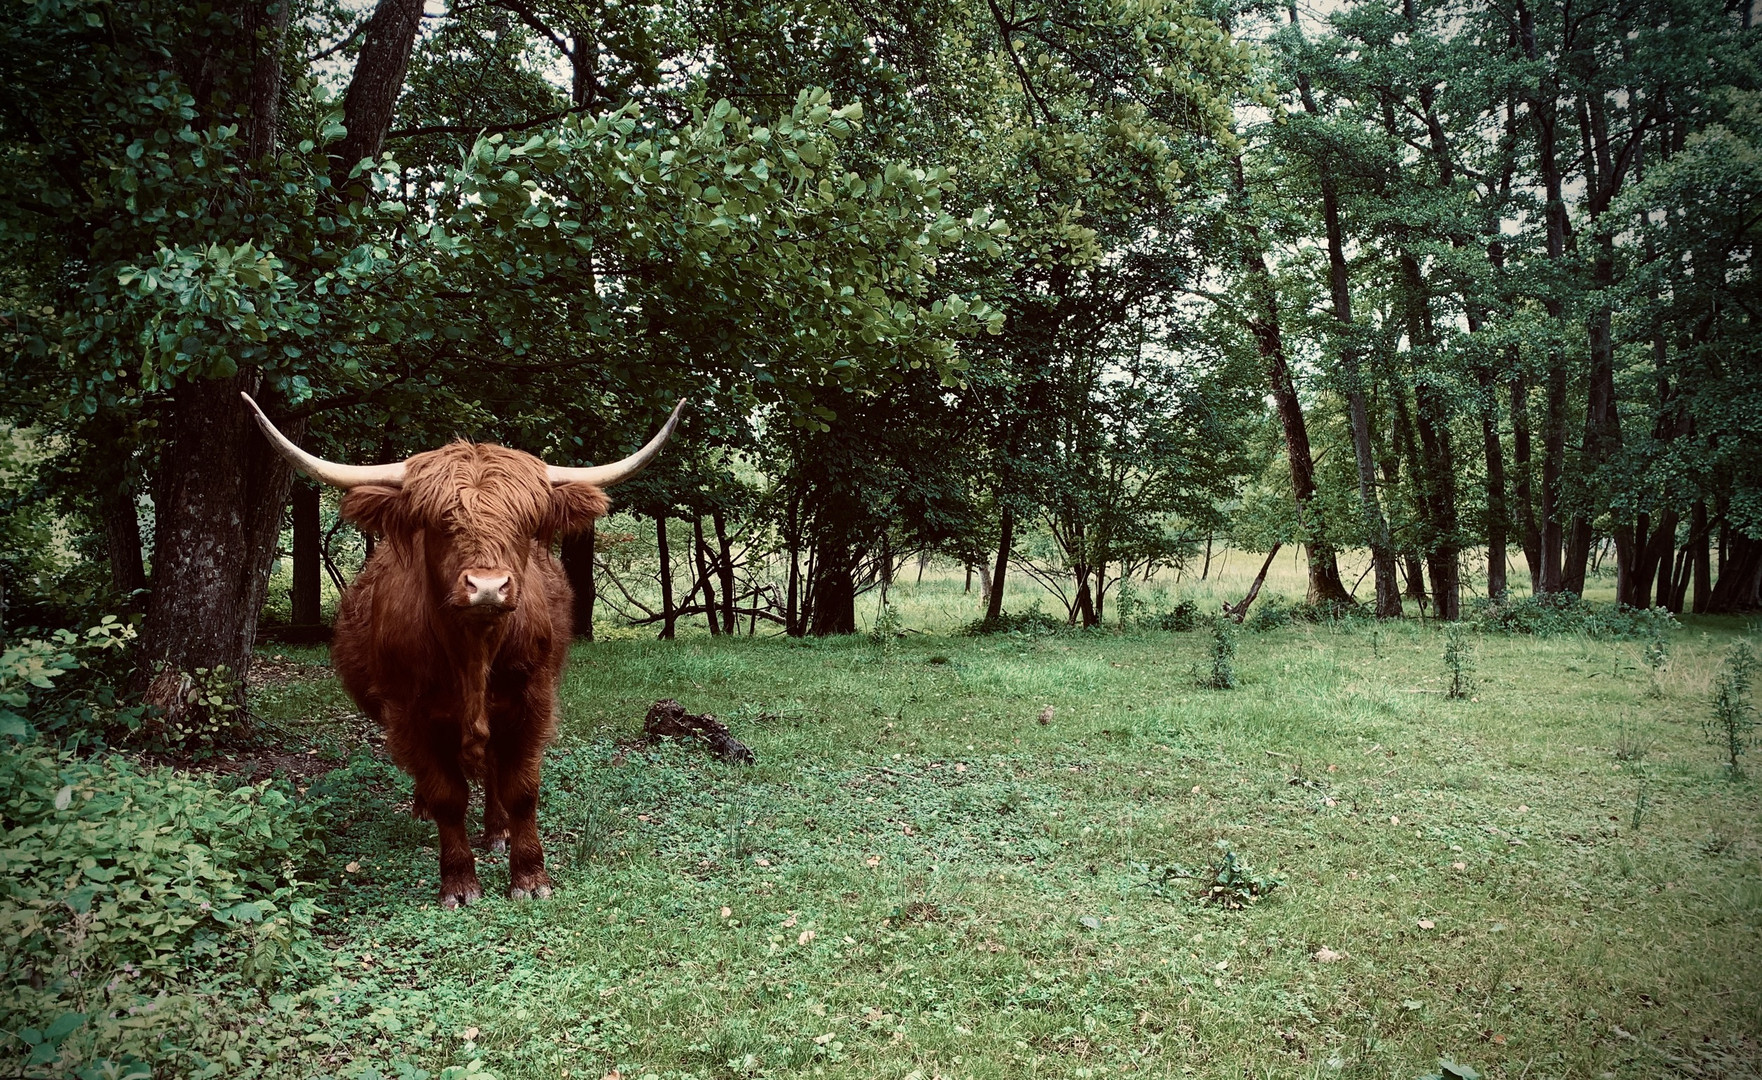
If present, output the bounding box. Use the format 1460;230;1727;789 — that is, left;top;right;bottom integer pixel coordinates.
2;0;1758;699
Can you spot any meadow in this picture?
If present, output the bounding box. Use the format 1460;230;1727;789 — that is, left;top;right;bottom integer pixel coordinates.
226;557;1762;1080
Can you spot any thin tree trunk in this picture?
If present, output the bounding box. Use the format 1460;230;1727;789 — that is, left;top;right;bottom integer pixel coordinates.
1224;544;1282;622
97;475;148;602
1478;369;1509;600
1510;372;1543;593
1231;155;1352;607
290;482;321;626
559;525;596;641
692;516;718;635
985;504;1013;622
712;508;736;635
1691;500;1712;613
656;513;676;640
1290;7;1399;617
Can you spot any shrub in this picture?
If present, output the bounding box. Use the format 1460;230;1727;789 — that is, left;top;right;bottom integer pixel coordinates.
1245;594;1305;633
1148;598;1201;632
1;617;142;750
1242;596;1365;633
1443;625;1474;700
1707;642;1758;778
1199;617;1237;689
0;745;328;1074
960;604;1067;637
1469;593;1678;639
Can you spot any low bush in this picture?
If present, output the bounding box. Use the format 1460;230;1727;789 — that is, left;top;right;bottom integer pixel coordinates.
959;604;1068;637
0;744;334;1076
1147;598;1201;632
0;745;329;1076
1469;593;1679;639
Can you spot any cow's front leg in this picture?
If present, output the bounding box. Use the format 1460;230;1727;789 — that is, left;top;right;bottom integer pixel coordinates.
411;745;480;908
488;720;551;900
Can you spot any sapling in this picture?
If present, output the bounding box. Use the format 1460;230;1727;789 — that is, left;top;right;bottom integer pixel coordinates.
1642;634;1669;699
1443;626;1474;700
1200;617;1237;689
1706;642;1757;778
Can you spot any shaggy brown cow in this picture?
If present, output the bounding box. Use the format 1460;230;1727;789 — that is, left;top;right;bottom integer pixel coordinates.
243;394;682;907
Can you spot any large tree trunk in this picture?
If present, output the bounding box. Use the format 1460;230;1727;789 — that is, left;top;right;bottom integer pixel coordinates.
1707;534;1762;614
985;504;1013;622
1292;9;1399;618
808;544;857;636
290;482;321;626
243;0;292;160
559;524;596;641
1232;156;1353;608
136;376;301;719
329;0;425;195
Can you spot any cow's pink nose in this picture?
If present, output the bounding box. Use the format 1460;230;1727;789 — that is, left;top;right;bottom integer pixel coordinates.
463;572;511;607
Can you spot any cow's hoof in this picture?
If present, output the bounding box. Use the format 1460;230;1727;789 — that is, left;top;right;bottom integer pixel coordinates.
478;832;508;854
509;883;552;901
439;879;482;909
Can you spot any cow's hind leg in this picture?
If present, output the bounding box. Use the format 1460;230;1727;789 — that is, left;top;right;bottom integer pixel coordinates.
409;728;481;908
479;769;509;853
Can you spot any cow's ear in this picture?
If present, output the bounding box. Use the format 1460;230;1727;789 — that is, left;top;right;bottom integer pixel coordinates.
547;482;609;538
341;485;405;537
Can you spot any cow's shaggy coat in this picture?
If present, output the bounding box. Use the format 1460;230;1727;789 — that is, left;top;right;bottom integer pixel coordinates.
330;442;607;907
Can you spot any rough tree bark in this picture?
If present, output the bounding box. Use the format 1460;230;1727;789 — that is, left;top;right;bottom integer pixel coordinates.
136;376;303;713
329;0;425;195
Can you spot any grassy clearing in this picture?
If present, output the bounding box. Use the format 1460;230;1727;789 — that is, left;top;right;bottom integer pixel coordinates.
242;576;1761;1080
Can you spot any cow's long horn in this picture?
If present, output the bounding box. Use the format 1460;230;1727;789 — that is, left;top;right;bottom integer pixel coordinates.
547;399;687;488
240;392;407;488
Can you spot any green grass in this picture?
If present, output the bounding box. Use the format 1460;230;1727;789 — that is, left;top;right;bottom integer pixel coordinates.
241;579;1761;1080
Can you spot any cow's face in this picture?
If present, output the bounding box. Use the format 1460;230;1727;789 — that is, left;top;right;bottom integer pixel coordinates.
341;443;607;617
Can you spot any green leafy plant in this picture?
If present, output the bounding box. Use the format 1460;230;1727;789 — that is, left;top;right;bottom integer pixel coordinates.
1198;617;1237;689
1643;633;1670;698
0;744;326;1074
1443;626;1474;700
1706;642;1758;778
960;603;1067;637
0;617;140;749
1150;598;1201;632
1194;840;1282;909
1469;594;1677;639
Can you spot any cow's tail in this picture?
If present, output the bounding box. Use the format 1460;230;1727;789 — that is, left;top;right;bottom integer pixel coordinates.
461;705;491;780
